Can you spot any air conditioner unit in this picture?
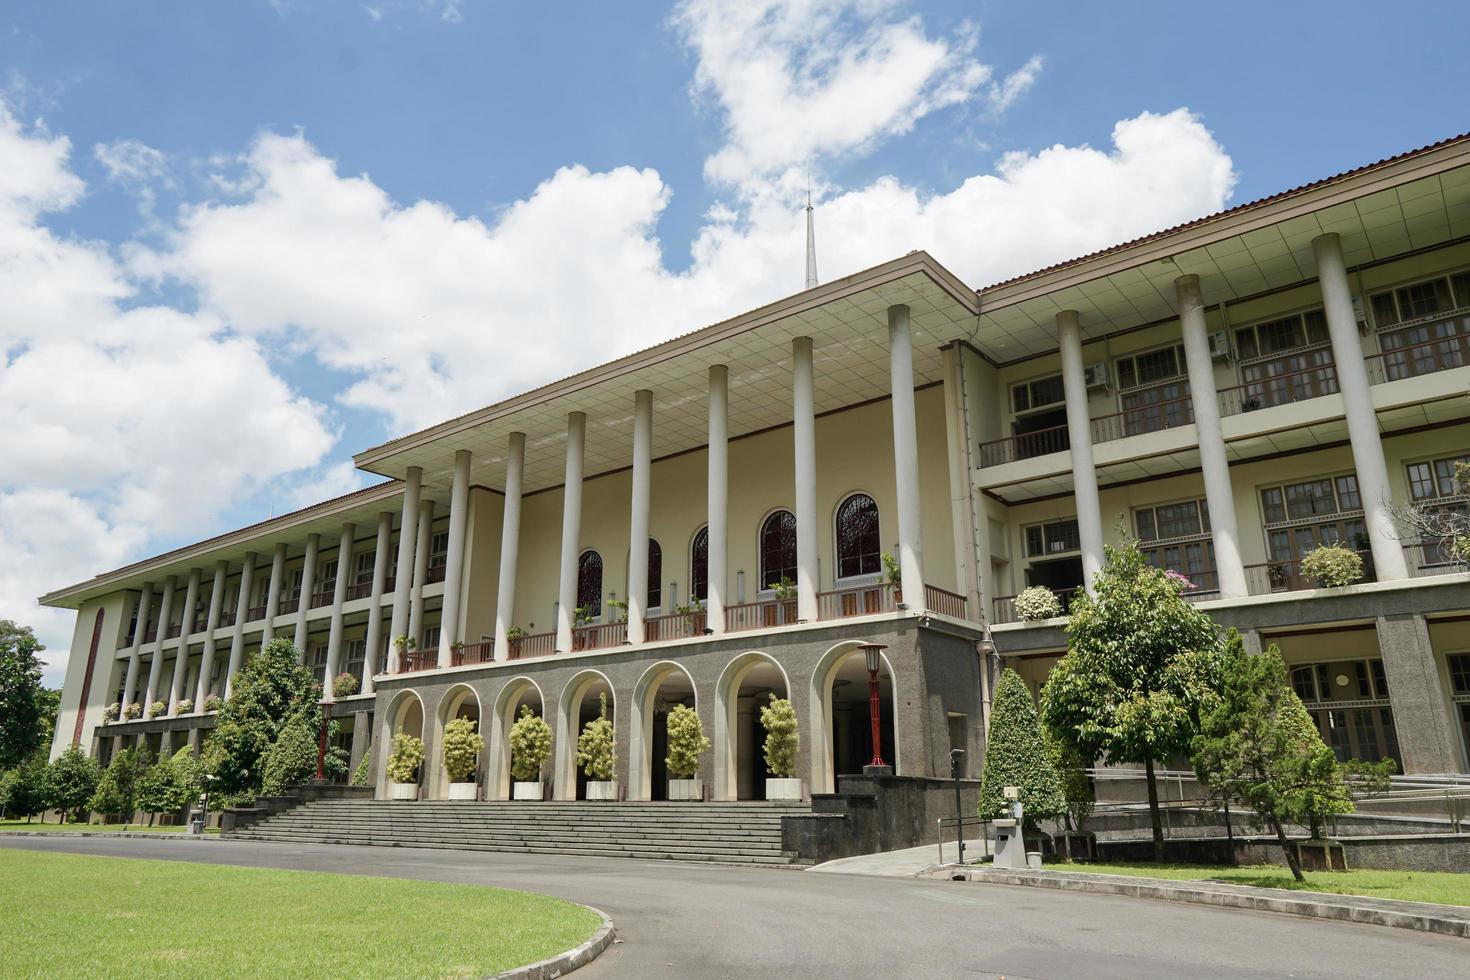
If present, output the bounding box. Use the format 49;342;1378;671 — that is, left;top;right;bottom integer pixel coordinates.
1207;329;1231;359
1082;362;1109;389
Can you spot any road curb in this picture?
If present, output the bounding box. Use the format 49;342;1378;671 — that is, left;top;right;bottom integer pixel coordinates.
941;867;1470;938
493;906;615;980
0;831;216;841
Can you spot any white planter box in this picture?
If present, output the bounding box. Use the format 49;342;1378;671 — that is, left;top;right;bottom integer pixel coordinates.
668;779;702;801
447;782;477;801
585;780;619;801
512;781;542;801
389;783;418;801
765;777;802;801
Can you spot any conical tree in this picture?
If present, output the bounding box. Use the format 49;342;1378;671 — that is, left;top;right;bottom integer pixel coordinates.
980;669;1065;833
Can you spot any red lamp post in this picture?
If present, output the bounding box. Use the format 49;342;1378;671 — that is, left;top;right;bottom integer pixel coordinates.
859;643;889;773
316;700;329;782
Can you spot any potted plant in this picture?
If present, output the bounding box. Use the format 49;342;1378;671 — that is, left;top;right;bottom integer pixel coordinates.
386;733;423;800
122;702;143;721
442;717;484;801
176;698;194;714
332;672;359;699
577;693;617;800
665;704;709;801
881;552;902;603
393;634;416;667
1013;585;1061;622
760;697;801;800
770;577;798;624
1300;544;1364;589
101;703;120;724
606;597;628;623
202;693;222;712
509;705;552;800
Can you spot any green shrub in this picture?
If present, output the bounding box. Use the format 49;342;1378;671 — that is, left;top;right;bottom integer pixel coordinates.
101;703;120;723
88;747;146;820
122;702;142;720
386;733;423;784
1;753;49;821
442;717;484;783
979;669;1065;830
509;706;551;782
45;746;101;822
176;698;194;714
760;698;798;778
147;700;166;719
202;694;222;712
261;720;318;796
664;704;709;779
1014;586;1061;622
351;749;371;787
332;673;360;699
576;693;614;781
1300;544;1364;588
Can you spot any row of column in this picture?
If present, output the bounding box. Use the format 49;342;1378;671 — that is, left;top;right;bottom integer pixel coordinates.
1061;231;1408;599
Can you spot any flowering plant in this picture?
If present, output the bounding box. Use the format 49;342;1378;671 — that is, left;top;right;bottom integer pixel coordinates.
1014;585;1062;622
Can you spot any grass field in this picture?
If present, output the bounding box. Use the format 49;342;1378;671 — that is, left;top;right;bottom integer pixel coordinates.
0;849;601;978
1049;861;1470;907
0;819;218;834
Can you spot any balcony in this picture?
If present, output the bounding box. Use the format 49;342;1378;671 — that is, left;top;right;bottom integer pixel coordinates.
1218;363;1339;418
424;563;447;585
1091;397;1194;444
278;597;300;615
1243;550;1376;596
992;586;1081;625
1365;334;1470;384
164;624;181;639
400;649;437;673
645;610;708;641
143;627;158;643
193;616;208;633
309;589;334;609
572;621;627;651
452;641;495;667
507;631;556;660
345;581;374;601
219;610;236;628
245;605;267;622
979;425;1068;467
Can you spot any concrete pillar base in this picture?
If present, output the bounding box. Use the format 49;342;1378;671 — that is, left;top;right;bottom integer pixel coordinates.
1376;614;1461;774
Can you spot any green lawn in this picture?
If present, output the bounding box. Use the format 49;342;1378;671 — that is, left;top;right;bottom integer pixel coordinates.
0;819;217;834
0;850;601;978
1047;860;1470;907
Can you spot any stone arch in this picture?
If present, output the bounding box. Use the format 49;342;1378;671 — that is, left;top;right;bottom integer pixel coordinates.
431;683;483;799
375;688;425;798
713;651;792;801
809;641;900;795
628;661;699;801
553;669;617;800
486;677;547;800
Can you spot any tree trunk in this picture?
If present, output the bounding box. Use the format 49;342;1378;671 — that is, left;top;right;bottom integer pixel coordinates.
1271;815;1305;882
1144;756;1164;863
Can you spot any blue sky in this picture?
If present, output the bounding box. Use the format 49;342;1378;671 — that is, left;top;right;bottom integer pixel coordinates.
4;0;1468;680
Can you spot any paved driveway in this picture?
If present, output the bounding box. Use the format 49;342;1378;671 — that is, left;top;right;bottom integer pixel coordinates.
2;836;1463;978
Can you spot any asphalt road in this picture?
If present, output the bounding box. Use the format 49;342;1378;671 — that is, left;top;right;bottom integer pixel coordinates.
2;836;1463;978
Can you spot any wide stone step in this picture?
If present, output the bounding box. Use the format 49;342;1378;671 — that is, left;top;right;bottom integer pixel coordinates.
243;829;789;850
262;815;788;830
230;832;803;864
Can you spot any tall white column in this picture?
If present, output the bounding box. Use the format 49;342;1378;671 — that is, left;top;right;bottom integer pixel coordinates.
225;555;256;697
1176;275;1249;599
1313;232;1408;581
121;583;153;712
438;449;472;667
144;576;177;708
362;512;393;693
1058;310;1105;591
888;305;926;608
494;432;526;661
195;561;227;706
707;366;729;635
169;568;201;714
324;522;356;695
627;390;653;645
293;534;320;656
262;542;286;644
408;500;434;647
556;412;587;653
792;337;819;622
387;467;423;672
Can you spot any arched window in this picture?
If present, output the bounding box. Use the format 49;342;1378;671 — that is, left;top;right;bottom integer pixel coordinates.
835;493;881;579
577;550;603;617
690;527;709;602
759;510;798;590
647;539;663;609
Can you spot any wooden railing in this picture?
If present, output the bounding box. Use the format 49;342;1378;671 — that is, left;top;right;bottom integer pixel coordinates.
1364;334;1470;384
1243;550;1376;596
309;589;334;609
399;649;437;673
143;627;158;642
817;583;894;621
725;597;800;633
165;624;181;639
992;586;1081;624
922;584;968;619
193;617;208;634
245;605;267;622
978;424;1069;467
345;582;374;601
452;641;495;667
573;621;627;651
219;610;236;628
1090;396;1194;444
383;575;396;593
278;597;300;615
1218;363;1339;416
424;564;447;585
645;610;707;641
507;631;556;661
1404;539;1467;577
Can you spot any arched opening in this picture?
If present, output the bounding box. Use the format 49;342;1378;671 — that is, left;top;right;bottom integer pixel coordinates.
577;550;603;619
759;510;797;590
834;493;882;580
629;662;698;801
714;653;791;801
377;689;425;799
809;642;899;794
555;670;616;800
690;526;709;603
487;677;546;800
435;684;482;799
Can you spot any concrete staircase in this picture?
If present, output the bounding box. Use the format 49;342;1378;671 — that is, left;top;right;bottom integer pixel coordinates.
226;798;813;866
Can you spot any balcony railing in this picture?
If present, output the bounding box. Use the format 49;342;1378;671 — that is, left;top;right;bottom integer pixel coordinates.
978;425;1069;467
399;649;437;673
1091;396;1195;444
507;631;556;660
725;597;800;633
817;582;895;620
143;627;158;643
1243;550;1376;596
383;575;396;593
1364;334;1470;384
309;589;334;609
245;605;267;622
993;586;1081;625
645;610;708;641
219;610;236;628
1218;363;1339;417
165;624;181;639
193;616;208;634
452;641;495;667
278;597;300;615
923;584;969;619
1404;539;1469;577
345;581;374;601
424;564;447;585
573;621;627;651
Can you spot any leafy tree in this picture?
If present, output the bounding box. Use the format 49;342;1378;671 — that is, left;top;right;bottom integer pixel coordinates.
1041;541;1223;861
760;697;799;778
979;670;1065;832
46;746;101;822
442;717;485;784
37;688;62;748
89;746;148;822
0;621;49;769
665;704;709;779
1191;643;1356;882
260;719;319;796
509;706;552;782
200;638;321;801
1044;725;1094;833
1;753;49;821
576;693;615;781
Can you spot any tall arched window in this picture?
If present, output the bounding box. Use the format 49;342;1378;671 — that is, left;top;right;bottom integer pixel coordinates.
759;510;798;590
835;493;881;579
577;550;603;617
690;526;709;602
647;539;663;609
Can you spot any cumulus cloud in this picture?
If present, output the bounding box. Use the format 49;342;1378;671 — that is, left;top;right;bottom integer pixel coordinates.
94;138;173;217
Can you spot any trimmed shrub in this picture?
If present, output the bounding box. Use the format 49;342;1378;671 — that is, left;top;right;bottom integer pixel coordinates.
442;717;484;783
760;698;799;778
88;747;146;821
1300;544;1364;588
979;669;1066;831
665;704;709;779
122;702;142;720
176;698;194;714
261;719;319;796
1;753;49;821
202;694;222;712
332;673;360;699
509;706;551;782
147;700;166;719
386;733;424;784
101;703;120;723
1014;586;1061;622
351;749;371;787
576;693;615;781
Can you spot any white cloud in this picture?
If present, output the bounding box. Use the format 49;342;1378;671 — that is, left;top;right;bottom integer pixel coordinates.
94;138;172;217
987;54;1043;116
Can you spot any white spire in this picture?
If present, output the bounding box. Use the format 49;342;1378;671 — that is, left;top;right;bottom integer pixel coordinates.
804;176;818;290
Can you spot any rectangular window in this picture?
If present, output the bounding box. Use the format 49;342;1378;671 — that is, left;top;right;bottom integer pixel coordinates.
1408;462;1437;500
1024;519;1080;558
1011;374;1065;415
1450;654;1470;695
354;551;376;585
287;569;303;601
317;559;338;595
422;626;441;650
1116;344;1186;391
430;531;449;567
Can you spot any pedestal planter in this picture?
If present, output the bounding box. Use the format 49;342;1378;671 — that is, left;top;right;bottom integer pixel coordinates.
512;781;542;801
585;780;619;801
765;777;802;801
668;779;702;801
389;783;418;801
447;782;477;801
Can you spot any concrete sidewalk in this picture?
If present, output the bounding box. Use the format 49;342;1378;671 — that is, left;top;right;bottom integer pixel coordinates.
808;837;988;876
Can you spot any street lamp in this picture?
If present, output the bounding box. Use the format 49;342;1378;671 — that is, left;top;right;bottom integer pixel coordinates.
858;643;891;775
316;700;330;781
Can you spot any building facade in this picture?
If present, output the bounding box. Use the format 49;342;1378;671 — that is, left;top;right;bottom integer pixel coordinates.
42;134;1470;801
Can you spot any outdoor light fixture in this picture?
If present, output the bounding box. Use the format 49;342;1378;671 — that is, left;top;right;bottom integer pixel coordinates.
858;642;889;773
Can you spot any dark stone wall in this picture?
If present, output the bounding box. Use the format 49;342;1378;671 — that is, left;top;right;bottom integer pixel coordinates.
782;773;980;864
